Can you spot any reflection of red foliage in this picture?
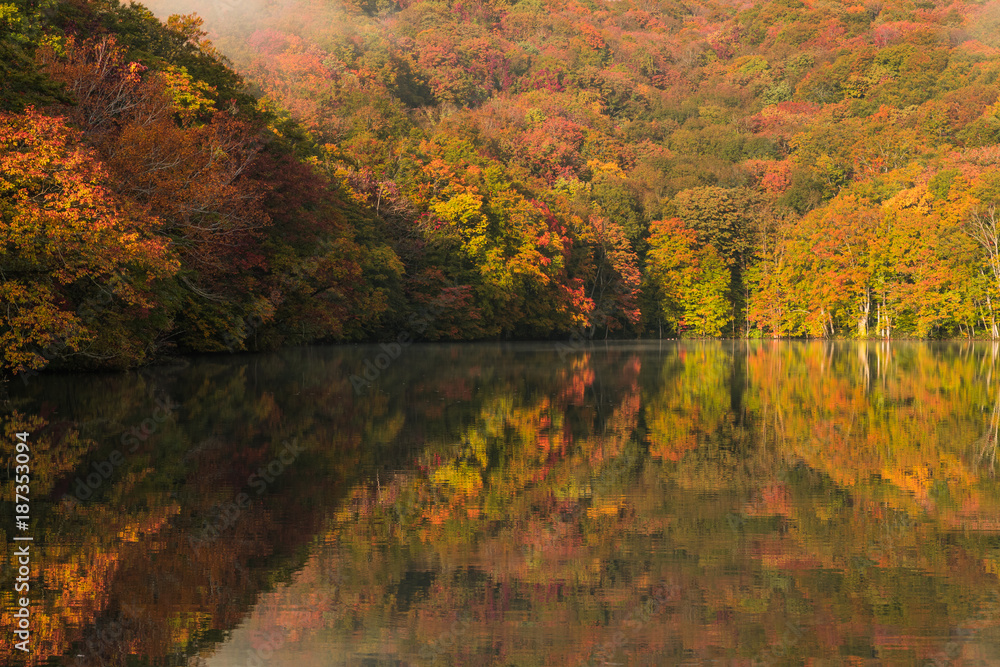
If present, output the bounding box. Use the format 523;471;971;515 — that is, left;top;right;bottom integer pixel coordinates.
559;366;595;405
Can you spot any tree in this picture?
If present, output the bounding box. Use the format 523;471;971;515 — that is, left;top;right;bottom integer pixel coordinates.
0;108;178;376
965;204;1000;339
39;36;275;350
645;218;732;337
581;215;641;336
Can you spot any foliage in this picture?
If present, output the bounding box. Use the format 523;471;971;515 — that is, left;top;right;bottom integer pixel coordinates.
10;0;1000;378
8;342;1000;664
646;218;732;336
0;108;177;376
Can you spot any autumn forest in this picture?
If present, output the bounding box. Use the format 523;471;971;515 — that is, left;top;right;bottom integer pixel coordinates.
6;0;1000;375
8;0;1000;661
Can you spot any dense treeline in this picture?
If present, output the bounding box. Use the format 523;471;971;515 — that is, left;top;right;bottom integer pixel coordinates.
6;0;1000;375
1;0;406;378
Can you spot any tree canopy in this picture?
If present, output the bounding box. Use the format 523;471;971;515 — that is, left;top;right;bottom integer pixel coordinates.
6;0;1000;376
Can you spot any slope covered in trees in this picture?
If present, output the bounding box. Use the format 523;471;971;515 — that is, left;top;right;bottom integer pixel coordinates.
1;0;404;377
6;0;1000;374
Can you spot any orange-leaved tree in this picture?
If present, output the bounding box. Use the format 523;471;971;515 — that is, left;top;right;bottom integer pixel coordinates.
0;108;178;377
38;35;274;351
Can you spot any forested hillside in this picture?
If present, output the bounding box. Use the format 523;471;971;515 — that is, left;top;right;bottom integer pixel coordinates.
5;0;1000;375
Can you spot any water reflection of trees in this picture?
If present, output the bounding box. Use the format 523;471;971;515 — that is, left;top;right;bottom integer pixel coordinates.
318;342;1000;664
3;342;1000;664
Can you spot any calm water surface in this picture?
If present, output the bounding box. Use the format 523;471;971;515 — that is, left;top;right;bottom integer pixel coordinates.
4;341;1000;665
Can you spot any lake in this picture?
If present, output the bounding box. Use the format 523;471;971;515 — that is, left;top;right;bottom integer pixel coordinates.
4;341;1000;665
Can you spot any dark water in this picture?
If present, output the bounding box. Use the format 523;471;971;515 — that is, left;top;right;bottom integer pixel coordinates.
3;341;1000;666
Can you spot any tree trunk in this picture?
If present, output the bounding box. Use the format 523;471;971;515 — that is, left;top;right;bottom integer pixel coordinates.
858;292;870;338
988;294;1000;340
969;206;1000;334
858;341;870;389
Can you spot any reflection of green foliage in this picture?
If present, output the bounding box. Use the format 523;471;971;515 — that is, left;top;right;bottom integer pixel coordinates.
9;332;1000;664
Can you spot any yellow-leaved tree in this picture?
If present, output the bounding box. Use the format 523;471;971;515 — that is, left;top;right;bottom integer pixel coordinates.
0;108;178;377
645;217;732;337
